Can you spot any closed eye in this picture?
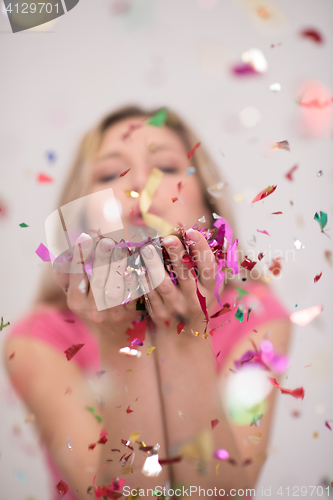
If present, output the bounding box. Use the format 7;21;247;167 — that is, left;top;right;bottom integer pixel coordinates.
98;174;118;183
156;166;180;174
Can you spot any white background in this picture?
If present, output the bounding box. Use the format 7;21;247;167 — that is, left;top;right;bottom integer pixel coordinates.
0;0;332;498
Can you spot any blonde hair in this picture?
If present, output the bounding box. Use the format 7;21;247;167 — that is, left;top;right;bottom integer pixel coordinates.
33;105;239;310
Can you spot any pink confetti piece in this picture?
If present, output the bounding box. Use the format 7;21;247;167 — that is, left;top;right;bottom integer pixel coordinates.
64;344;85;360
211;419;219;430
37;173;54;183
216;448;229;460
257;229;270;236
285;164;298;181
290;305;322;326
267;377;305;399
35;243;55;262
252;185;277;203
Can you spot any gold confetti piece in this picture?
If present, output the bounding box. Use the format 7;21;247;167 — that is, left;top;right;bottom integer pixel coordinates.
248;432;262;444
313;432;319;438
25;414;36;423
140;168;173;236
127;368;133;372
123;190;140;198
178;430;213;467
216;464;220;475
134;397;139;403
147;346;156;356
130;432;141;442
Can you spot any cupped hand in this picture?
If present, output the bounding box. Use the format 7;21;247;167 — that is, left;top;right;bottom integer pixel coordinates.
52;233;145;334
139;228;223;334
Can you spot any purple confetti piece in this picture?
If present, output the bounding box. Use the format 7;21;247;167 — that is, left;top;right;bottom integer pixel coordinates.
35;243;55;262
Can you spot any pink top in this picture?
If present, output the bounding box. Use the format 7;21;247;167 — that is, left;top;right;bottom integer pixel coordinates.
6;282;289;499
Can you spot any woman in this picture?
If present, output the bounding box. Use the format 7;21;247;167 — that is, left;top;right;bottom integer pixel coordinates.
4;106;291;499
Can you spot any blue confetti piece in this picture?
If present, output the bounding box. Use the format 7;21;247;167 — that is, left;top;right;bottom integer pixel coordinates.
46;151;57;163
14;470;28;484
186;166;196;176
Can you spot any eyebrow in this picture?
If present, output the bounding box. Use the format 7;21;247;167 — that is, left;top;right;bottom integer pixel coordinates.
95;144;184;162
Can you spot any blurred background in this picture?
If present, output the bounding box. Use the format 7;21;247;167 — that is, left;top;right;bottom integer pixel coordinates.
0;0;332;498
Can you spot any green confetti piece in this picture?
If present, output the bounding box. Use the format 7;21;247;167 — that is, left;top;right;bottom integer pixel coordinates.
153;492;169;499
19;223;29;228
234;307;244;322
0;317;10;331
314;211;327;231
147;108;167;127
86;406;103;423
235;287;250;300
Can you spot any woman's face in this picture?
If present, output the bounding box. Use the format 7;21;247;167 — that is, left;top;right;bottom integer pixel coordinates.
89;117;213;234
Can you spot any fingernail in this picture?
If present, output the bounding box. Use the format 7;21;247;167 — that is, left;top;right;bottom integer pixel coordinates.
77;233;91;249
163;237;175;246
113;246;127;261
141;245;154;259
185;228;200;243
100;238;113;253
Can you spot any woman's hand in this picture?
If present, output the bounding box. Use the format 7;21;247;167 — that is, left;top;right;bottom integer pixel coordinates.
52;233;144;334
140;228;222;334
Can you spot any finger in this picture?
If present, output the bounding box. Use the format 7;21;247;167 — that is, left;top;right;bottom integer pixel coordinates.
140;244;187;318
89;238;114;311
104;245;128;308
162;236;200;316
185;228;218;289
67;233;93;311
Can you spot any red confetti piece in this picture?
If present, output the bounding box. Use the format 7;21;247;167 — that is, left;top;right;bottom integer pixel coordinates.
291;410;301;418
257;229;270;236
121;439;134;450
267;377;305;399
252;185;277;203
9;352;15;360
37;173;53;183
325;421;332;430
171;197;178;203
177;181;183;193
111;449;121;452
210;303;231;318
285;164;298;181
64;343;85;360
129;207;134;218
56;480;69;497
242;458;253;467
126;405;133;414
125;319;147;346
187;142;201;159
120;168;131;177
177;320;186;334
211;418;219;430
98;435;108;444
272;211;283;215
122;122;143;140
258;252;264;261
159;456;182;465
64;319;75;323
314;272;322;283
88;443;96;450
269;258;282;276
300;28;324;44
241;256;257;271
228;458;238;466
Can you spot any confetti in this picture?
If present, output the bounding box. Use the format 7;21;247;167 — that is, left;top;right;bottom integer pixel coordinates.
325;421;333;430
119;347;142;357
158;456;182;465
234;308;244;322
147;108;167;127
207;181;227;199
248;432;262;445
267;377;305;399
314;272;322;283
294;239;305;250
131;338;143;347
272;140;290;152
300;28;324;44
147;346;156;356
268;258;282;276
140;167;173;236
210;303;231;318
86;406;103;423
215;449;229;460
252;185;277;203
241;48;268;74
171;197;178;203
187;142;201;159
126;405;134;414
120;168;131;177
272;211;283;215
285;164;298;181
123;190;139;198
8;352;15;360
177;320;186;334
0;317;10;330
46;150;57;162
258;252;264;261
314;211;328;232
64;343;84;360
56;480;69;497
35;242;54;262
142;453;162;477
211;419;219;430
122;122;143;140
231;63;258;76
317;170;323;177
19;222;29;228
241;257;257;271
250;414;263;427
37;173;53;183
186;166;196;176
257;229;270;236
88;443;96;450
290;305;322;326
198;215;206;223
269;82;281;92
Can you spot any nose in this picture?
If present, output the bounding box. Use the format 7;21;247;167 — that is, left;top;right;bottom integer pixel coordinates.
128;164;152;194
